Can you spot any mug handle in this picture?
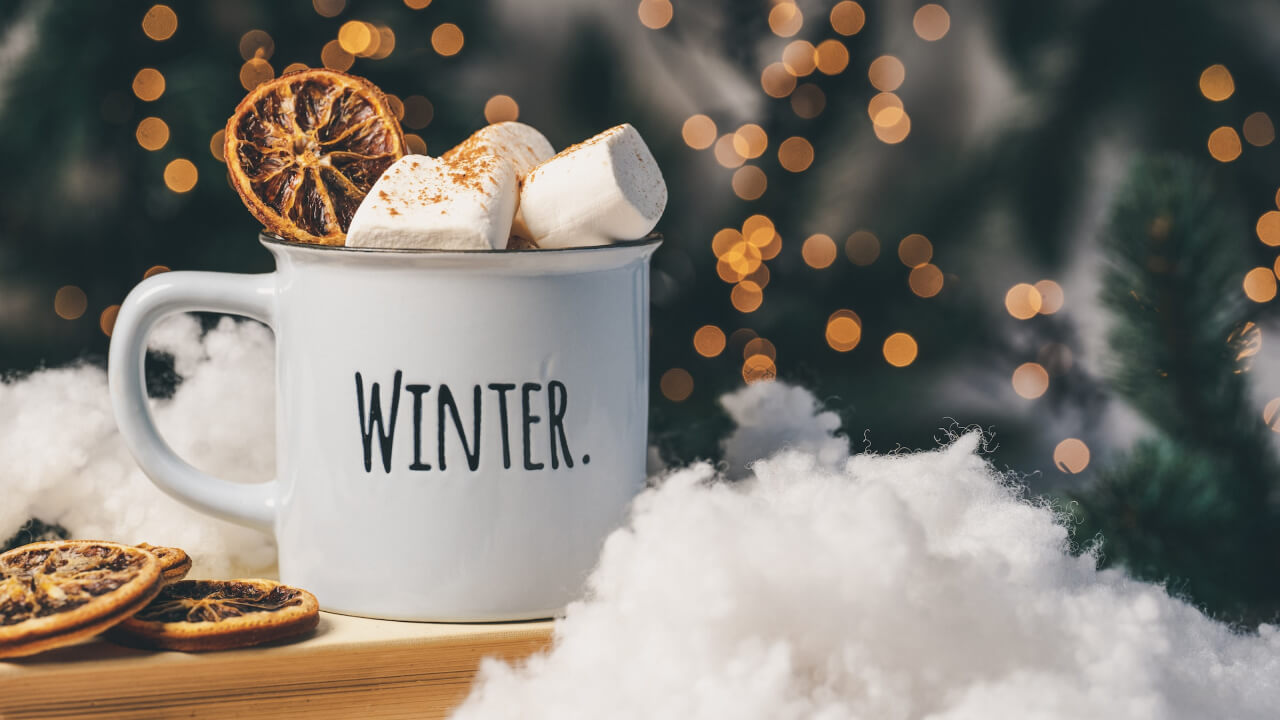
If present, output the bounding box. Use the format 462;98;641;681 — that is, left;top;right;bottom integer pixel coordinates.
108;271;278;532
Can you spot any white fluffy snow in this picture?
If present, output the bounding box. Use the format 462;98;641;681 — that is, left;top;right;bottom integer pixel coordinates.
0;315;275;577
455;397;1280;719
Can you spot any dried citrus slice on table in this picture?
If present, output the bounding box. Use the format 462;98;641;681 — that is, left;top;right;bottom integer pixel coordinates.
107;579;319;652
136;543;191;585
0;540;163;659
225;69;406;245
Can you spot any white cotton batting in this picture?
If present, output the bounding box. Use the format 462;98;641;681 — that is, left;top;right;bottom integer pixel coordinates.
453;383;1280;720
0;314;276;578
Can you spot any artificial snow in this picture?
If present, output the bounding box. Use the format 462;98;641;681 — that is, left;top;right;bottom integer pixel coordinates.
0;315;275;577
455;415;1280;718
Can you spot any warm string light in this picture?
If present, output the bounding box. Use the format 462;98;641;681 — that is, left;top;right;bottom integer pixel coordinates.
1033;280;1064;313
733;124;768;159
1243;267;1277;302
742;354;776;384
912;4;950;41
484;95;519;123
908;264;943;297
682;115;717;149
1243;112;1274;147
313;0;345;17
100;305;121;336
431;23;464;56
54;286;87;320
402;95;433;129
825;310;861;352
777;137;813;172
1053;439;1090;473
801;234;837;268
132;68;165;101
897;234;932;267
829;1;865;36
868;56;905;92
1207;126;1242;162
693;325;726;357
209;130;226;162
638;0;674;30
768;2;803;37
761;62;798;98
135;117;169;151
164;159;198;193
321;40;354;71
882;332;918;367
845;231;880;265
791;84;825;118
814;40;849;75
239;30;274;61
1199;64;1234;101
1011;362;1049;399
660;368;694;401
731;166;767;201
743;337;777;362
782;40;817;77
1005;283;1043;319
142;5;177;41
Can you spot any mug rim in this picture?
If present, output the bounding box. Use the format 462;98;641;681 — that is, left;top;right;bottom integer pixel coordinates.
259;231;663;255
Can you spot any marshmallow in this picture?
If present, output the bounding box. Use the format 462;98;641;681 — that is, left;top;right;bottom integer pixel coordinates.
345;152;516;251
519;124;667;249
444;122;554;182
444;122;555;247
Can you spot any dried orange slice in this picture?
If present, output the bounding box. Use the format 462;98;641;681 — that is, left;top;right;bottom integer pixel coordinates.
136;543;191;585
107;579;319;652
225;69;406;245
0;540;163;659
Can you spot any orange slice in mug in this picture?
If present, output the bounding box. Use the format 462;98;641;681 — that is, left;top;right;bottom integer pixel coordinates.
224;69;406;245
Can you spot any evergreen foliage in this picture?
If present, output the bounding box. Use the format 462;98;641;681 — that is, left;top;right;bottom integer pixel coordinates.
1071;156;1280;625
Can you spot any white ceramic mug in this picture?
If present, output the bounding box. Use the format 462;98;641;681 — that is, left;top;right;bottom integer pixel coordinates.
108;233;659;621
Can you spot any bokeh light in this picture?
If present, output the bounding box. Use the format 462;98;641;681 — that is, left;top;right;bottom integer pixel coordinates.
791;84;825;118
897;233;932;267
802;234;837;268
638;0;673;30
337;21;374;55
660;367;693;401
484;95;519;123
209;130;225;162
405;134;427;154
321;40;355;71
778;137;814;172
239;30;274;61
761;62;798;98
826;310;862;352
744;337;777;361
1053;438;1091;473
742;353;777;384
282;62;308;75
868;56;905;92
54;286;87;320
1005;283;1043;319
743;215;774;246
1034;280;1064;314
99;305;120;337
141;5;177;42
135;117;169;151
682;114;717;149
731;281;764;312
874;110;911;143
1243;267;1277;302
1012;362;1050;399
913;4;950;41
883;332;918;367
732;166;768;201
768;3;803;37
143;265;170;279
1257;211;1280;246
1199;64;1234;101
132;68;165;102
868;92;904;126
815;40;849;75
386;94;405;121
313;0;346;17
782;41;817;77
693;325;726;357
404;0;430;8
908;264;943;297
1243;112;1275;147
239;58;274;91
732;124;768;159
846;231;880;266
1208;126;1242;162
1264;398;1280;432
403;95;433;129
163;158;198;193
830;1;865;36
432;23;464;56
714;134;746;168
